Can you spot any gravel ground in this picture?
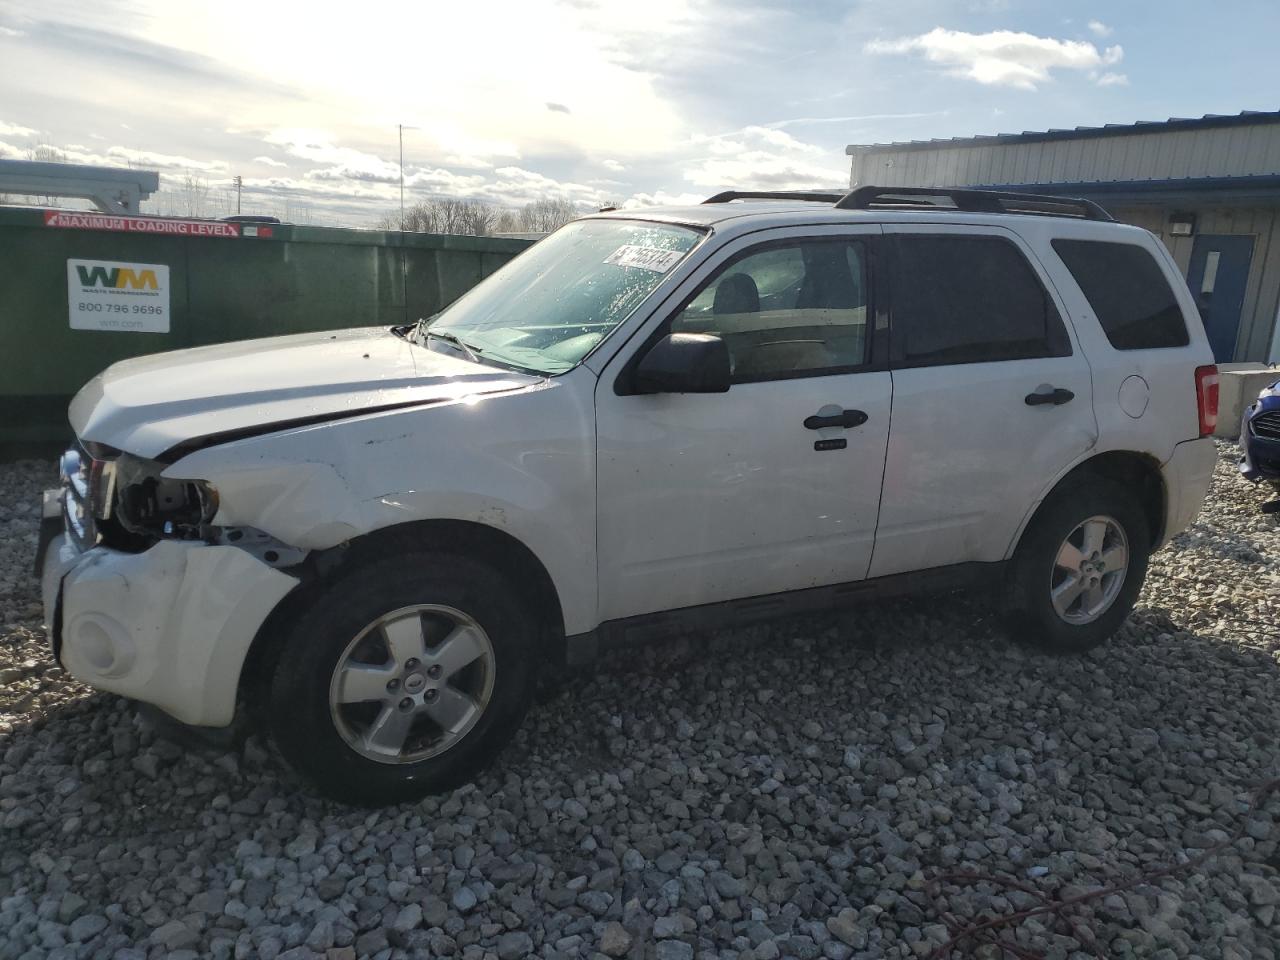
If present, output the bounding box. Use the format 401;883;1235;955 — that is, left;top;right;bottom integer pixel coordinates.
1;444;1278;960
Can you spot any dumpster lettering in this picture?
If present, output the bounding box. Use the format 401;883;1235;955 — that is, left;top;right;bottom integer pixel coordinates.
45;210;241;238
75;265;159;290
67;259;170;334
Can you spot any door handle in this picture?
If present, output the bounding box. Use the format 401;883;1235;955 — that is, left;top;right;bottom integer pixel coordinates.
1024;387;1075;407
804;409;868;430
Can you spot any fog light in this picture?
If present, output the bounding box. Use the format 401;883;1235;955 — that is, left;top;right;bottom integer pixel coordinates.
65;613;135;678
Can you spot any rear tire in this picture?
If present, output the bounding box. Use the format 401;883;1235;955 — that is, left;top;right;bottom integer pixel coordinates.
1005;478;1150;653
267;552;536;805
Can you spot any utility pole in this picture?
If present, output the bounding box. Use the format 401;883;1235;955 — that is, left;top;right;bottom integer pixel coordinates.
232;175;242;215
397;124;420;231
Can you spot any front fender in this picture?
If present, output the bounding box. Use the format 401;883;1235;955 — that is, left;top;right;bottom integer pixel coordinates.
162;376;599;633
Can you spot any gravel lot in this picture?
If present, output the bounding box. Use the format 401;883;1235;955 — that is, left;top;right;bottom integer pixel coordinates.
1;444;1277;960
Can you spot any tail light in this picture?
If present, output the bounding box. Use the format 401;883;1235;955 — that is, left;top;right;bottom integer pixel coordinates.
1195;365;1219;437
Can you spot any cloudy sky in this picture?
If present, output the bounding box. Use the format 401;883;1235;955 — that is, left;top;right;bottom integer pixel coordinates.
2;0;1279;225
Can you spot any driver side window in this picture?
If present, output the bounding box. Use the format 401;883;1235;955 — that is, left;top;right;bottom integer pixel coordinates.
670;238;868;382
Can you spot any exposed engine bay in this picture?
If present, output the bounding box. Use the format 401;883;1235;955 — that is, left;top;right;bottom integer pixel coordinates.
111;450;219;542
62;443;304;567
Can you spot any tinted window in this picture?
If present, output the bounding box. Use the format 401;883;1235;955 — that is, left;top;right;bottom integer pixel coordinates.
889;236;1070;366
1052;239;1190;350
671;239;868;381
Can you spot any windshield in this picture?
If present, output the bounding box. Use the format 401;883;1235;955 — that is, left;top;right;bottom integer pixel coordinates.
422;218;703;374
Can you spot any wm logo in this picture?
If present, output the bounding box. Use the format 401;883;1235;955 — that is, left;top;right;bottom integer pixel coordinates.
76;265;158;290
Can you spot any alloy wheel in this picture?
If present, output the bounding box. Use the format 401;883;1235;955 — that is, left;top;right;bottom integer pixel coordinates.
328;604;495;764
1049;515;1130;625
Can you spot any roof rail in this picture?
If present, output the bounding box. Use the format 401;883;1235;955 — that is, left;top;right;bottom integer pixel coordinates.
703;190;848;204
835;185;1114;221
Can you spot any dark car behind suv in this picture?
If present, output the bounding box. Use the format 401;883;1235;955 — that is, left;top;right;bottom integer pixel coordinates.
1241;377;1280;489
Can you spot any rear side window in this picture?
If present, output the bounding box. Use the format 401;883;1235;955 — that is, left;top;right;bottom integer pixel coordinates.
889;235;1071;366
1052;239;1189;350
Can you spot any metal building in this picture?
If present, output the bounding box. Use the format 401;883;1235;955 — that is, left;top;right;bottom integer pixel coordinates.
846;110;1280;363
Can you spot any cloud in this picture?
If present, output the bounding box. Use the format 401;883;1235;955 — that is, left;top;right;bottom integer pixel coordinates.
487;166;604;206
866;28;1125;90
621;190;706;209
19;19;294;97
545;102;571;114
682;126;845;192
251;155;288;168
265;129;400;182
235;155;613;215
1096;71;1129;87
24;139;227;174
735;125;824;154
0;119;36;137
766;112;945;129
105;145;227;172
1087;20;1112;37
0;26;23;38
601;159;626;172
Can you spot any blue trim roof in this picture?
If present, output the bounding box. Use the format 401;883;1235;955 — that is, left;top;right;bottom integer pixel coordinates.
984;175;1280;196
969;175;1280;207
845;109;1280;155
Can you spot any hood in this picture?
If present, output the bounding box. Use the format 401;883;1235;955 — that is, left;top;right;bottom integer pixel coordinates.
70;326;542;459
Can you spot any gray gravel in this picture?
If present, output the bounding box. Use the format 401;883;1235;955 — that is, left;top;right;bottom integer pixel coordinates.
1;443;1278;960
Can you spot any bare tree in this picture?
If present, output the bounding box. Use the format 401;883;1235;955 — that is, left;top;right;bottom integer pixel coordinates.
519;197;581;232
180;172;210;218
377;195;585;235
11;144;70;206
24;144;67;163
491;208;522;234
380;197;502;236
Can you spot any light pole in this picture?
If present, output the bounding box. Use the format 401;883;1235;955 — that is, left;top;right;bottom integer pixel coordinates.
232;175;242;215
398;124;419;231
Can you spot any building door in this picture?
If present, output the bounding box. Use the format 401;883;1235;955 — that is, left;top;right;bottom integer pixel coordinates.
1186;234;1254;362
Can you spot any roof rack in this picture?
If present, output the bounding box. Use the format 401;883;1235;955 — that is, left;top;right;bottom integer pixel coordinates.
836;186;1114;221
703;190;848;204
701;185;1114;222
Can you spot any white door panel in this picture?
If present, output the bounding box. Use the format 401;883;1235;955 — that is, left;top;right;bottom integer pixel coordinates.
595;224;890;624
869;223;1097;578
597;374;891;621
870;358;1095;577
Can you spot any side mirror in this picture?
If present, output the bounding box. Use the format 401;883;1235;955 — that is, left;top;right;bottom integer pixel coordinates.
635;333;731;394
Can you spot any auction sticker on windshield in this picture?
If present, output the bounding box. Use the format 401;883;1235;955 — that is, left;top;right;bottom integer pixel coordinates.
66;259;170;333
604;245;684;273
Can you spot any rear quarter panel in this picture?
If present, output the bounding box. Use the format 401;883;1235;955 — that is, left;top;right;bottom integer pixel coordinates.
1000;219;1215;554
1019;219;1213;463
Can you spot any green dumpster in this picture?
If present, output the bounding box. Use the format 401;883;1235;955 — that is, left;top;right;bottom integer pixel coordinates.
0;207;531;449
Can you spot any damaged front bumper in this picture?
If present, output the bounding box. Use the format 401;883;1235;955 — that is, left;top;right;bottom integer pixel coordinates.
40;507;299;727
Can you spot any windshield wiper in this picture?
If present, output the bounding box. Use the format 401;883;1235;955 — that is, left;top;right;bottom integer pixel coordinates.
411;313;439;345
425;328;482;363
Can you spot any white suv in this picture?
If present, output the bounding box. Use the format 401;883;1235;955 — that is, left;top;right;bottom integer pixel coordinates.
39;187;1220;804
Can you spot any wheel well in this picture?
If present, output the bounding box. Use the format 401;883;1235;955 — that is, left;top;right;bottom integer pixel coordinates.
235;519;566;723
1036;451;1166;547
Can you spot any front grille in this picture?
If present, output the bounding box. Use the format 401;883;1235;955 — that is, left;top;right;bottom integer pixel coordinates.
1251;411;1280;442
59;443;115;551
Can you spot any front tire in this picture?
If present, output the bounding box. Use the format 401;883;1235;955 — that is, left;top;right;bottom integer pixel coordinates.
267;552;537;805
1005;478;1150;653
